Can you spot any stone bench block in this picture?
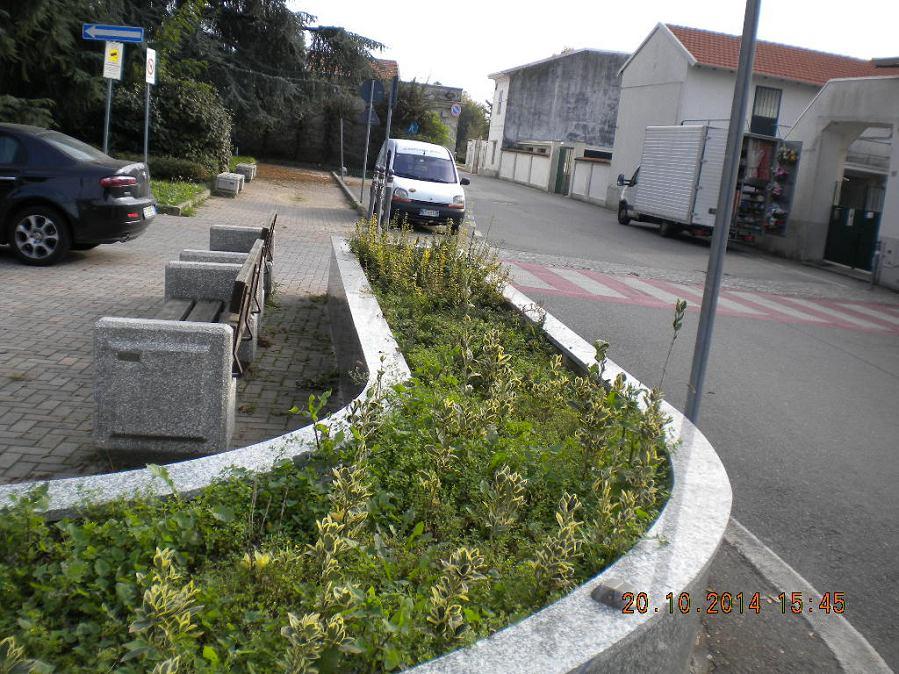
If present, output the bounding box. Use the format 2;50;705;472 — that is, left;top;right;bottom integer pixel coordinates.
234;163;257;181
214;172;244;197
179;249;265;321
94;317;236;454
209;225;275;296
165;261;260;363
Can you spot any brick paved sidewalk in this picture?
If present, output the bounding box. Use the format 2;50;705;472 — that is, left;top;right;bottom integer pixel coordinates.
0;165;358;484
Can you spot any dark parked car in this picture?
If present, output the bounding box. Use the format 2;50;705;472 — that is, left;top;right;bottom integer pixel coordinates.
0;123;155;265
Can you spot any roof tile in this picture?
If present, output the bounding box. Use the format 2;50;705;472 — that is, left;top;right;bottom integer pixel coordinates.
667;24;899;86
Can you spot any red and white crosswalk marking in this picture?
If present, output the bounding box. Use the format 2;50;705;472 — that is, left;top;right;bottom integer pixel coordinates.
506;260;899;335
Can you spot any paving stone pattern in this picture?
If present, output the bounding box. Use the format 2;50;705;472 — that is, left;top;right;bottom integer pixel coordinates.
0;166;357;484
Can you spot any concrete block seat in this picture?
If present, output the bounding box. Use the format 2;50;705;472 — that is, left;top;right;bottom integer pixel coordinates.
94;240;265;455
207;216;276;296
214;172;244;197
234;163;257;181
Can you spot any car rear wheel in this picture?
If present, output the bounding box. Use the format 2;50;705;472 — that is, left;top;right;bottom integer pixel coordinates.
617;202;631;225
8;206;72;266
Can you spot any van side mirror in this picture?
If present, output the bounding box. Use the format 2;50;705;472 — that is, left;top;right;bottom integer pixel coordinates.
460;177;470;186
616;173;626;187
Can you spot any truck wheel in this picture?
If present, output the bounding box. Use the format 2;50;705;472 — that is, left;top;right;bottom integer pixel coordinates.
617;202;631;225
659;222;680;238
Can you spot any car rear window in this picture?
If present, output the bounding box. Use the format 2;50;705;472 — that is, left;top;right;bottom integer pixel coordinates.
40;131;109;162
393;151;457;184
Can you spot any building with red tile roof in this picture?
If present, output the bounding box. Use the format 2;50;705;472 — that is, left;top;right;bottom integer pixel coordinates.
665;24;899;87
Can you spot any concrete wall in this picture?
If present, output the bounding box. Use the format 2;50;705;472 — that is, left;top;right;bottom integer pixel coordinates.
782;76;899;287
498;150;553;190
484;76;510;176
607;28;690;205
571;159;612;205
503;50;627;149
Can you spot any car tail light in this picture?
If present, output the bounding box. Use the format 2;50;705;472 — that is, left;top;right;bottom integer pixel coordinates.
100;175;138;188
127;212;139;219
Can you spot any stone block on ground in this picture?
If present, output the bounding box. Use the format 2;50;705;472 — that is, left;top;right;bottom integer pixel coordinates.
94;317;236;454
214;172;244;197
235;163;257;181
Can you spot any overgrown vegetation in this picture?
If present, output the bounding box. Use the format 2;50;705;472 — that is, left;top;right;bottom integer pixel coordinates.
0;224;670;672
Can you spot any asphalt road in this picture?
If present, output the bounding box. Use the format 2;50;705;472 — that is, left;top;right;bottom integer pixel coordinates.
465;174;899;669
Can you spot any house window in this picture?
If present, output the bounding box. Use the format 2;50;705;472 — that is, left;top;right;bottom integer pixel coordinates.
497;89;504;115
750;86;782;136
491;140;497;164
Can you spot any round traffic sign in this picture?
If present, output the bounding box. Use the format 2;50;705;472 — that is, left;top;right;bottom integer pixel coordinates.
450;102;462;117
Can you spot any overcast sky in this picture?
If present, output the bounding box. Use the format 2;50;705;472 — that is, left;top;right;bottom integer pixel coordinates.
291;1;898;105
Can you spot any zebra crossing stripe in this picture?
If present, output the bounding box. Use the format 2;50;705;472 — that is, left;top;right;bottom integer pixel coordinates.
616;276;682;305
729;291;827;322
775;297;888;330
507;263;553;290
658;280;764;315
836;303;899;327
549;268;626;298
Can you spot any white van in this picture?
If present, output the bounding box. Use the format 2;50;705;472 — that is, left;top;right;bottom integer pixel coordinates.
371;138;470;232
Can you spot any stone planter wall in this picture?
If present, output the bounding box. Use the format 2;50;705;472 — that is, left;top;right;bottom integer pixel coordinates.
0;236;730;674
409;285;732;674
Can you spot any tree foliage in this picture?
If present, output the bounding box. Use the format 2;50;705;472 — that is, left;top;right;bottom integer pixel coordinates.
389;81;453;148
455;95;489;155
0;0;384;162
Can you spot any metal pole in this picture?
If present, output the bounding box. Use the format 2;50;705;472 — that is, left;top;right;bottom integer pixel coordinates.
339;117;345;176
103;78;113;154
377;79;396;228
143;83;151;166
360;85;374;202
684;0;761;423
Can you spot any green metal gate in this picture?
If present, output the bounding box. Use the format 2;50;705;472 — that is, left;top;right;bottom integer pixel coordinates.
554;147;573;194
824;206;881;271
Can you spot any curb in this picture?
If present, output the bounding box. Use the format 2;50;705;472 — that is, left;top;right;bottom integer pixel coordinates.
157;187;211;216
330;171;367;216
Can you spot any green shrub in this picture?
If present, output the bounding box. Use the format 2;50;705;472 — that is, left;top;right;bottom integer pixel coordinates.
118;154;211;182
112;78;232;174
228;155;257;171
151;179;207;208
0;225;671;672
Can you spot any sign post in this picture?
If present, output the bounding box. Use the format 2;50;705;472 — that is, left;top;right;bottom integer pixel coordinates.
144;48;156;166
358;79;384;204
84;23;144;155
102;41;124;154
684;0;761;423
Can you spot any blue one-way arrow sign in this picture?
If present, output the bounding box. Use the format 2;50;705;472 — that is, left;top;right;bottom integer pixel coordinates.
83;23;144;43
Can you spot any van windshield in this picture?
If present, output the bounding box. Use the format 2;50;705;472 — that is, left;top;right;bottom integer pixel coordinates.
393;151;456;183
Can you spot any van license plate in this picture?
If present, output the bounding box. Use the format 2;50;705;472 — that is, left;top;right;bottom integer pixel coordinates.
419;209;439;217
143;205;156;219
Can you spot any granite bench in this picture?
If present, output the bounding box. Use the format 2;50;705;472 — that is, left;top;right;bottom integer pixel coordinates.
94;240;265;455
208;214;276;296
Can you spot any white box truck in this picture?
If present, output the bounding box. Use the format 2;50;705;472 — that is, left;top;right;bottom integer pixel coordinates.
616;125;728;237
617;125;801;242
